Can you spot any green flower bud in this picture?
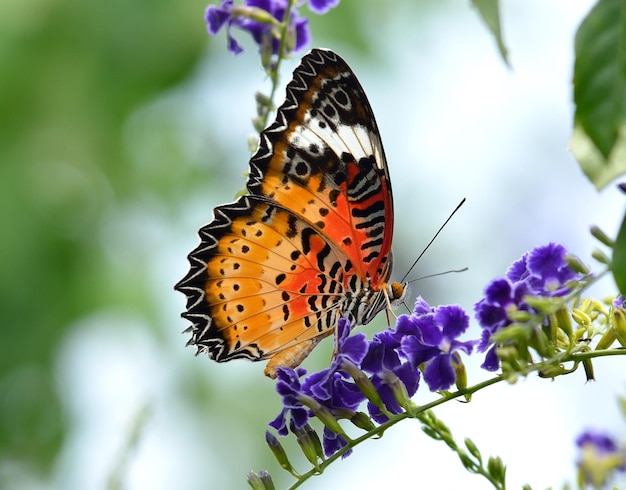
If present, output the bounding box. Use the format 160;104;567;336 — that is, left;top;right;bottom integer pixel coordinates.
591;248;611;265
538;363;568;378
458;449;476;471
555;305;573;339
487;455;507;482
265;431;294;473
590;225;615;247
292;424;321;467
247;470;274;490
464;437;482;462
231;6;280;25
303;423;325;461
258;471;274;490
596;326;617;350
341;359;387;413
507;309;535;323
583;358;595;382
381;370;412;412
297;394;345;436
451;352;468;393
349;411;377;432
566;253;591;274
247;471;265;490
531;325;554;358
572;308;592;327
613;307;626;346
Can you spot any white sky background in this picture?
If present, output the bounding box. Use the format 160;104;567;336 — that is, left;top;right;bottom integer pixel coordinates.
46;1;626;490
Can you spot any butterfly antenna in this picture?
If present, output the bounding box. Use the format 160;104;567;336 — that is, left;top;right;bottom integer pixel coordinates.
407;268;469;284
399;198;466;284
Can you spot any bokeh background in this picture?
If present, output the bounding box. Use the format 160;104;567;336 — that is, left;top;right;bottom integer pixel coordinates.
2;0;625;489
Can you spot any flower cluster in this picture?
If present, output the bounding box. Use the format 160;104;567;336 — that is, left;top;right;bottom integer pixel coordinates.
474;242;587;371
576;430;626;488
260;241;625;490
269;297;474;458
206;0;339;55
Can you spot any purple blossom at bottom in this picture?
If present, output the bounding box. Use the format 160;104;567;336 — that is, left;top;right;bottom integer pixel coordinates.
576;430;626;487
269;298;475;456
397;298;474;391
269;319;367;458
269;367;310;435
205;0;310;55
474;243;587;371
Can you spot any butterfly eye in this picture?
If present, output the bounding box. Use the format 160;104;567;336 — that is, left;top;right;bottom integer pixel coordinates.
390;282;405;302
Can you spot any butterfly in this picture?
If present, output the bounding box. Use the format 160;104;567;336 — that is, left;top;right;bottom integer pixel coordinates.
175;48;405;378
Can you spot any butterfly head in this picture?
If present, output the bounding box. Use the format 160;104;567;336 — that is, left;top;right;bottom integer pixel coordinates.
389;281;406;304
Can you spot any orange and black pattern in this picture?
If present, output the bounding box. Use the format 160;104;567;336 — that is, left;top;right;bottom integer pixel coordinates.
175;49;401;377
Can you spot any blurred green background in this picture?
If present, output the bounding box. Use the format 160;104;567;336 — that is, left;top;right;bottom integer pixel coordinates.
1;0;206;473
1;2;413;487
2;1;624;489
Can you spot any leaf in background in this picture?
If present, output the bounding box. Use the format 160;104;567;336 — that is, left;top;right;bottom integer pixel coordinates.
612;205;626;295
571;0;626;189
471;0;509;66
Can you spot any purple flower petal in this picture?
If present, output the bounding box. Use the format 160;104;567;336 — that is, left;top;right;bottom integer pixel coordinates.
293;15;310;51
437;304;470;339
308;0;340;14
474;243;586;372
576;431;619;453
322;426;350;457
205;0;311;55
480;345;500;371
506;254;528;282
400;336;439;366
527;242;567;278
206;3;233;34
423;354;455;391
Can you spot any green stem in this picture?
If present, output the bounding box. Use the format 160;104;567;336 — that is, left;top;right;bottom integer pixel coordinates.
258;0;297;131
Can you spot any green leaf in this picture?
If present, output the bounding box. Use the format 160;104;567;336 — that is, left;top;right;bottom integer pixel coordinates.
471;0;509;66
572;0;626;185
570;123;626;189
612;207;626;295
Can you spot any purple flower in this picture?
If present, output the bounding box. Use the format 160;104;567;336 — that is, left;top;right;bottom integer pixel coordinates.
474;243;586;371
576;430;626;487
205;0;310;55
398;298;474;391
302;319;367;456
474;278;530;370
305;318;368;401
268;367;310;435
577;431;622;454
268;299;474;454
322;426;349;457
520;243;581;296
360;327;420;423
269;320;368;457
307;0;340;14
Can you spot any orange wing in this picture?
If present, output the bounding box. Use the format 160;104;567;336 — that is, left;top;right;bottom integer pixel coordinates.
175;49;396;377
249;49;394;286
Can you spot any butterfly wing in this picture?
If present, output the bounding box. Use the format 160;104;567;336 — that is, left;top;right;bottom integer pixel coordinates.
175;49;394;376
249;49;394;286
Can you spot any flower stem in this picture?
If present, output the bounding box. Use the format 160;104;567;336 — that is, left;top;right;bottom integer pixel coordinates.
257;0;297;133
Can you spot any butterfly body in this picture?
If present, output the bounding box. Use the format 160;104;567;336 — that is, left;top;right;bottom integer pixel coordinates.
176;49;402;377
